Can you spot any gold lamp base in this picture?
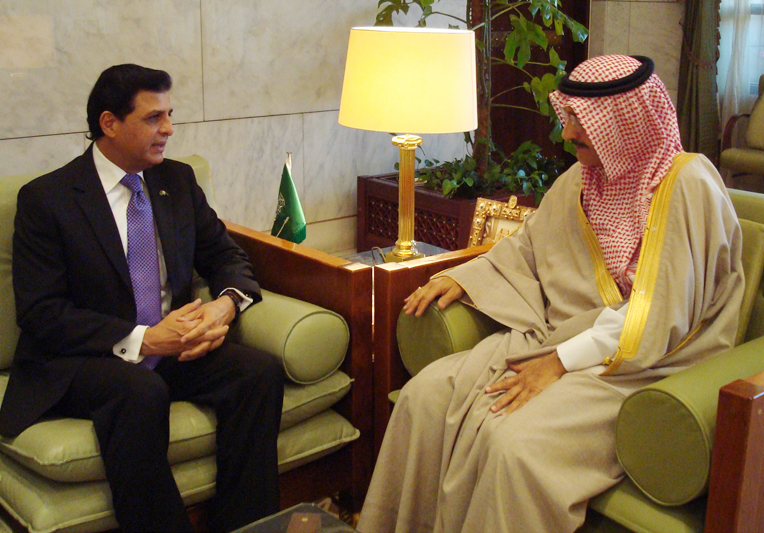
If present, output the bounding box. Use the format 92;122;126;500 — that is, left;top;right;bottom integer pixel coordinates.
386;134;423;262
383;249;424;263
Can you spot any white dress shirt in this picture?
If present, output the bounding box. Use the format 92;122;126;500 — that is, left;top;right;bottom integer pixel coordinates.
92;143;251;363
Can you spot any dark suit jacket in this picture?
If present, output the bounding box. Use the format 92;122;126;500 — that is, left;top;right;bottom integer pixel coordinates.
0;146;262;437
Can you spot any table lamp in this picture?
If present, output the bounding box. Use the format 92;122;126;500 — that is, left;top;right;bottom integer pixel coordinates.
339;27;477;262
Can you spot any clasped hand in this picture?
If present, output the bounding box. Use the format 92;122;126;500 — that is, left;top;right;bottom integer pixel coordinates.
141;297;237;361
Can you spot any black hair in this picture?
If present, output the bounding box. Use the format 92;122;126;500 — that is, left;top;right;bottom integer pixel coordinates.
86;64;172;140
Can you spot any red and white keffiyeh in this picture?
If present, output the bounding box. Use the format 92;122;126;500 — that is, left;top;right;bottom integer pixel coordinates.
549;55;684;297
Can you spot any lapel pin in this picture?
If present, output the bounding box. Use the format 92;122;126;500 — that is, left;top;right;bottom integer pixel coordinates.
159;190;169;196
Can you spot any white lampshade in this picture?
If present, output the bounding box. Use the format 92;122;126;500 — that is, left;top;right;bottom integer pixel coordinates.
339;27;478;134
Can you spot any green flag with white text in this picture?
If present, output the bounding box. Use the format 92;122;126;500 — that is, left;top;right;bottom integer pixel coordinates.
271;153;306;243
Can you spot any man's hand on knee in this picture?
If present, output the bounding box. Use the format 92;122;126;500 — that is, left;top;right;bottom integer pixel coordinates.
485;352;567;414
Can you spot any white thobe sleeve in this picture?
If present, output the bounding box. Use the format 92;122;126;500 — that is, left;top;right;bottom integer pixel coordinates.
556;303;629;372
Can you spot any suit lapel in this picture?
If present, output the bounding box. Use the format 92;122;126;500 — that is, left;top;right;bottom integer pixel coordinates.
144;166;178;285
72;147;132;289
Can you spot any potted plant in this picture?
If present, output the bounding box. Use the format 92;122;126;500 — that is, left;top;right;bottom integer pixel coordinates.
357;0;588;251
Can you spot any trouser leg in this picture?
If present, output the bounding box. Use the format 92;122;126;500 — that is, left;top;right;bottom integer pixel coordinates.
157;342;284;532
55;357;191;533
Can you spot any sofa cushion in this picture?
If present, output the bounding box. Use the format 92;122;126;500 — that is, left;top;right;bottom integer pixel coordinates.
281;371;352;430
277;410;359;474
0;453;216;533
0;410;358;533
587;478;705;533
0;370;351;483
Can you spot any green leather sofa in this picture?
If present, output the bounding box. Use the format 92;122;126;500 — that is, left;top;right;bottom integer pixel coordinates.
392;188;764;533
0;155;374;533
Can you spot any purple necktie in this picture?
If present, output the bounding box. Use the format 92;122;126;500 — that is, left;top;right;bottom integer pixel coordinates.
121;174;162;370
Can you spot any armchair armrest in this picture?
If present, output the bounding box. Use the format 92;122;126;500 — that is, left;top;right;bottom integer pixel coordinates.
231;290;349;384
396;301;502;378
191;277;349;384
722;113;751;152
615;336;764;506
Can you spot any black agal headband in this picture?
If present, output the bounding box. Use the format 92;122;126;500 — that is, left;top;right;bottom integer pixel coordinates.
558;56;654;97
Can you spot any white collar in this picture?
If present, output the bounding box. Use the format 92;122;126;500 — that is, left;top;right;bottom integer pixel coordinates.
92;142;145;193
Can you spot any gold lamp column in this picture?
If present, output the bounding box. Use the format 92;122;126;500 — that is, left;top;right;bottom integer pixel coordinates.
338;27;478;261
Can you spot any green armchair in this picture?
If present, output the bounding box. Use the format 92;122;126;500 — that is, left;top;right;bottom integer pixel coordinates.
0;156;374;533
720;75;764;180
376;188;764;533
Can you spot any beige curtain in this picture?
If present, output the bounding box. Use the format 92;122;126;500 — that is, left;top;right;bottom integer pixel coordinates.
677;0;722;164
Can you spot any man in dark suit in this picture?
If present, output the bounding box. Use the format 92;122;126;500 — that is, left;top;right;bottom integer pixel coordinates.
0;64;284;532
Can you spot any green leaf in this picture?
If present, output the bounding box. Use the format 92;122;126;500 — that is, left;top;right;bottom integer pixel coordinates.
540;72;558;93
503;28;521;65
527;20;549;50
564;140;578;156
549;48;563;70
517;44;531;69
554;17;563;35
565;17;589;43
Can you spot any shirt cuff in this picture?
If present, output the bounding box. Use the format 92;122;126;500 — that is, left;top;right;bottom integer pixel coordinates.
219;287;255;313
557;304;629;372
113;325;149;363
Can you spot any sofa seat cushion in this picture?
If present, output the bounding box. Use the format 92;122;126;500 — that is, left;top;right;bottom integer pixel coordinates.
281;370;352;430
0;452;216;533
0;370;351;483
588;478;705;533
0;409;357;533
277;409;359;474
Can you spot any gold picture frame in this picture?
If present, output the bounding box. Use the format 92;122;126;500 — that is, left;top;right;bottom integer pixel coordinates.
468;196;536;248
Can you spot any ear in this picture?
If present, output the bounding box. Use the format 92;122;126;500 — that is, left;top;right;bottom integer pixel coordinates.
99;111;119;139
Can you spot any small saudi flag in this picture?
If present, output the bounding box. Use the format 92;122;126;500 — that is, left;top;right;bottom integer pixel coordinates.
271;153;307;244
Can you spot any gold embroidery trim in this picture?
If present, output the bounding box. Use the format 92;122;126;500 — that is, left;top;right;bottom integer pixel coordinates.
577;199;623;307
602;152;698;374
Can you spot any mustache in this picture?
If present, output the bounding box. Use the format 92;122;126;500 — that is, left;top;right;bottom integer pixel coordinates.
571;140;589;148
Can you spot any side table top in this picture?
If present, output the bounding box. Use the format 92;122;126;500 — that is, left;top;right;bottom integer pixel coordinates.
341;242;449;266
233;502;357;533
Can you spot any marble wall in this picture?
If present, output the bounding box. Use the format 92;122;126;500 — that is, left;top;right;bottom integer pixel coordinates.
0;0;686;254
0;0;467;254
589;0;685;103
